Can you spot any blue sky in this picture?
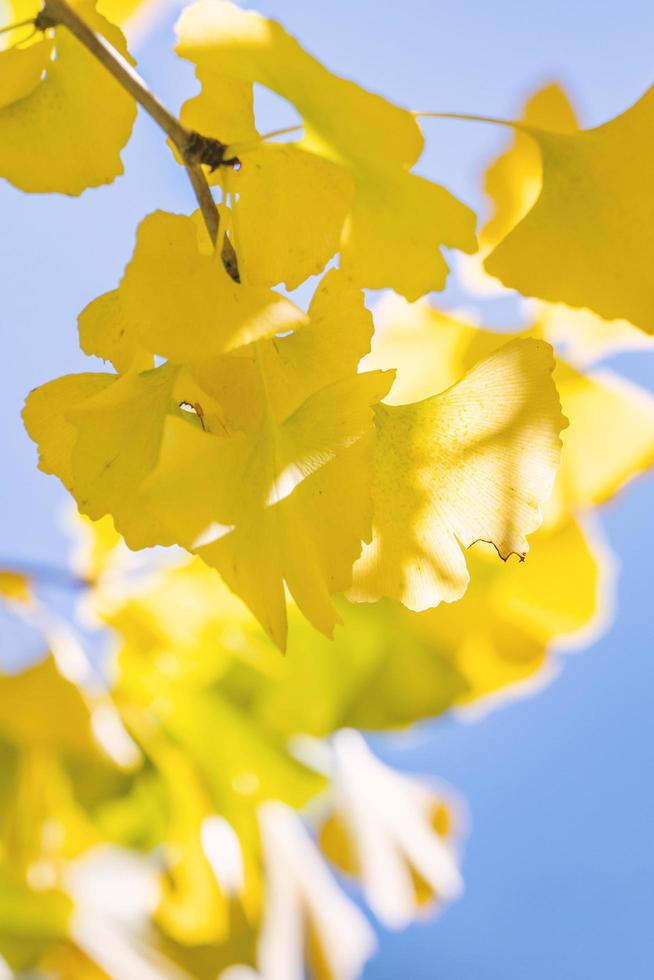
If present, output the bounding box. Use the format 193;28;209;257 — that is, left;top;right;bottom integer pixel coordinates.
1;1;653;977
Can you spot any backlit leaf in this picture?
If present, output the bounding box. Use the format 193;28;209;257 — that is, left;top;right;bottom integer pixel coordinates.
350;338;565;610
137;369;393;647
366;293;654;523
78;288;154;375
481;82;578;251
119;211;308;362
223;144;353;290
485;85;654;333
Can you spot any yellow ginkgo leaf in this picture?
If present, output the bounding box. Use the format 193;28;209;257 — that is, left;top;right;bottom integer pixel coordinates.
255;801;376;980
96;0;143;21
366;294;654;524
66;364;183;548
224;144;354;290
0;656;103;759
23;364;183;548
361;294;482;405
188;268;374;434
484;85;654;334
23;372;115;490
78;288;153;374
176;0;476;300
119;211;308;362
321;730;463;930
478;82;654;360
137;370;393;648
481;82;578;252
96;0;165;42
416;517;604;711
0;2;137;194
546;360;654;524
350;338;565;611
0;29;53;111
248;521;602;734
478;518;606;647
180;57;257;147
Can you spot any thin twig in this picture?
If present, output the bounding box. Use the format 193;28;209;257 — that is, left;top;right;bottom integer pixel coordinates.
185;162;220;244
38;0;221;245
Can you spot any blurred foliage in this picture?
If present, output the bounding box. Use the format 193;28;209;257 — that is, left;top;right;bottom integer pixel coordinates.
3;265;652;972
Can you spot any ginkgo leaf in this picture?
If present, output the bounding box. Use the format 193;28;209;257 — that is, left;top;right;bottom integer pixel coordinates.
255;802;376;980
179;37;257;147
137;370;393;648
92;509;603;737
96;0;145;21
78;288;153;374
251;517;603;735
477;517;607;648
23;372;116;490
96;0;165;41
350;338;565;611
0;656;104;759
545;360;654;524
367;294;654;523
0;28;54;111
188;268;375;434
484;85;654;333
321;731;463;930
111;557;465;737
119;211;308;362
342;165;476;302
23;364;183;548
361;294;482;405
430;518;605;710
65;364;183;547
0;2;137;193
24;268;386;645
223;144;354;290
481;82;578;251
176;0;476;299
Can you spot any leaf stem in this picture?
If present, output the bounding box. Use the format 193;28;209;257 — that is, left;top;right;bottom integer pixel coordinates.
38;0;221;245
228;124;304;156
0;17;35;35
414;110;527;133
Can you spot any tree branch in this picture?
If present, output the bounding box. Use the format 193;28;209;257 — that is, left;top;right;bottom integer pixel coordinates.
37;0;224;245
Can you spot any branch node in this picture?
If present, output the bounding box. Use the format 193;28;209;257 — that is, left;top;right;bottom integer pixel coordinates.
34;11;58;30
185;131;240;172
